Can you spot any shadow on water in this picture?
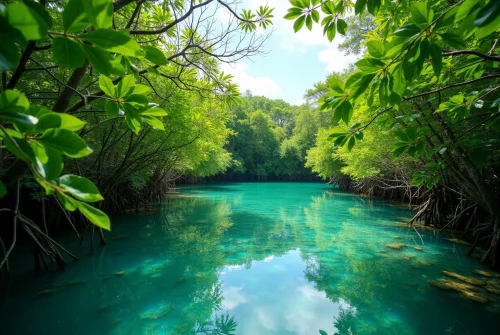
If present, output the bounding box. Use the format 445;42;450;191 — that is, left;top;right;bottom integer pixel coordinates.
0;183;498;335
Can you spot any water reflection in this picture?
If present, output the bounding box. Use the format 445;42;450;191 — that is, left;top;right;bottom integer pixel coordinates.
0;183;498;335
218;250;348;335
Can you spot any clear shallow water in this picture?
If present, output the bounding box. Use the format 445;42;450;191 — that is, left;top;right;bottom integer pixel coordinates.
0;182;498;335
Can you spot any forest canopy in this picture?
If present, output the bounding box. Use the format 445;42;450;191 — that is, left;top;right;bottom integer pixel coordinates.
0;0;274;270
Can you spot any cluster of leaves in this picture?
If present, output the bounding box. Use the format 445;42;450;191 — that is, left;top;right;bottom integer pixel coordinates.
0;90;109;229
99;75;167;133
240;5;274;32
287;0;500;190
0;0;175;229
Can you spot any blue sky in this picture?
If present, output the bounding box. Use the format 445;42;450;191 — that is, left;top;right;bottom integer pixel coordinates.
219;0;359;105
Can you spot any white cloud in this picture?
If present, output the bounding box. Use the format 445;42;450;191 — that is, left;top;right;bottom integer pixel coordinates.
221;62;281;98
222;285;248;310
263;255;274;262
318;42;359;73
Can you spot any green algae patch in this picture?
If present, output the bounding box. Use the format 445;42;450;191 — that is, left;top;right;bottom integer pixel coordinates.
429;279;475;292
443;238;472;247
139;304;171;320
485;285;500;295
387;243;405;250
460;291;489;304
442;271;486;285
54;280;87;288
97;304;109;311
474;269;500;278
34;289;54;298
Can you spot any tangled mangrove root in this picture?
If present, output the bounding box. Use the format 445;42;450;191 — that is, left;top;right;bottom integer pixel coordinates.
0;183;78;275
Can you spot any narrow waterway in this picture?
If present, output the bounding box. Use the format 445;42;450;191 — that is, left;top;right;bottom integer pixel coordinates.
0;183;498;334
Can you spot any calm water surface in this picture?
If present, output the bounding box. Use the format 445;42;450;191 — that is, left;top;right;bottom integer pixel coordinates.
0;183;498;335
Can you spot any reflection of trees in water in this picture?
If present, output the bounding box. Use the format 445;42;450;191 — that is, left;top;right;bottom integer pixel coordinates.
132;196;305;334
106;197;238;334
284;192;414;334
195;313;237;335
141;191;413;334
332;305;357;335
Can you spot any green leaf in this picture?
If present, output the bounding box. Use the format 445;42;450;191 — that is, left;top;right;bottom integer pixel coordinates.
124;94;148;107
57;193;77;211
59;175;104;202
474;0;500;27
0;111;38;127
142;115;164;130
0;90;29;114
410;2;434;28
328;77;345;95
284;8;304;20
76;201;110;230
63;0;90;33
391;142;408;158
83;44;125;76
430;43;442;78
328;127;347;140
354;131;364;140
105;101;120;118
347;136;356;151
367;0;381;16
116;75;136;98
32;144;63;181
367;41;385;58
305;14;313;31
393;23;421;40
0;128;36;162
350;73;376;100
355;58;385;72
379;76;388;106
439;32;466;49
125;109;142;134
0;16;21;71
326;22;336;42
82;29;143;57
321;2;335;14
143;46;168;65
293;15;306;32
131;84;151;95
6;1;51;40
337;19;347;36
99;76;116;97
84;0;113;29
390;65;406;95
0;181;6;199
338;100;353;124
39;129;92;158
141;107;168;116
355;0;367;15
34;113;87;132
52;37;85;70
311;10;320;23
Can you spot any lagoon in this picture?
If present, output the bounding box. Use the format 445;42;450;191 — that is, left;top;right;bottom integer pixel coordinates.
0;183;498;335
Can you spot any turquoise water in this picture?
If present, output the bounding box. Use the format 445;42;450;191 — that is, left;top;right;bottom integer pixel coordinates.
0;182;498;335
